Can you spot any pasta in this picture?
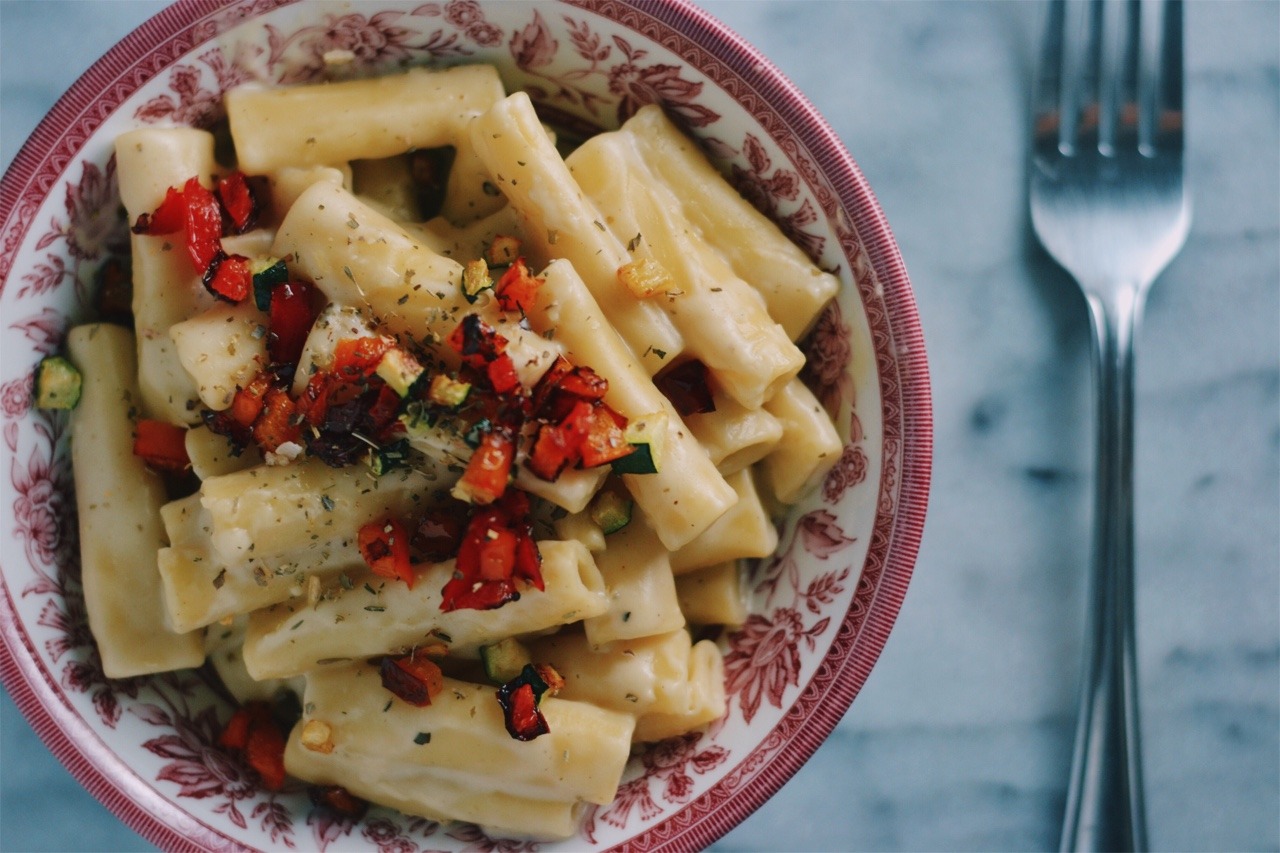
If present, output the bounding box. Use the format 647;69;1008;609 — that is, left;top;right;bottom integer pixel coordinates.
58;60;847;840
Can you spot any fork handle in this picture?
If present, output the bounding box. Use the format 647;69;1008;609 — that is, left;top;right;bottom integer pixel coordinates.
1061;286;1149;853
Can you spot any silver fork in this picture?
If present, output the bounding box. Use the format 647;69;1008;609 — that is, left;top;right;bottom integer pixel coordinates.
1030;0;1190;850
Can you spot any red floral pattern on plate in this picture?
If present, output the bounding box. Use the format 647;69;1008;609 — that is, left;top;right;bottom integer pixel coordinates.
0;1;930;850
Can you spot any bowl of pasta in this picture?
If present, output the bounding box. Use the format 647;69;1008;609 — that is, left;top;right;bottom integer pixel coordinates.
0;0;930;849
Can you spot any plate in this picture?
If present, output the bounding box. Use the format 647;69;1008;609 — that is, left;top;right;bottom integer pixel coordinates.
0;1;931;849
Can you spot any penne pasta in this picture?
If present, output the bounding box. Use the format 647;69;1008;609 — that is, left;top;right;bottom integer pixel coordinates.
68;324;205;678
242;540;608;680
762;377;844;504
198;458;432;564
569;131;805;409
529;260;736;550
674;561;749;627
227;65;505;172
683;388;784;476
467;93;683;374
615;105;841;341
584;515;685;648
670;468;778;574
286;666;635;839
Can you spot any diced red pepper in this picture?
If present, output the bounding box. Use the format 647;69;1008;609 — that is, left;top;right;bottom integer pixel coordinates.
296;370;334;427
309;786;368;820
557;365;608;401
477;528;518;581
133;419;190;472
245;713;287;791
525;421;576;481
267;280;318;366
412;506;468;562
181;177;225;273
202;252;253;303
230;372;273;427
218;705;254;751
216;171;257;234
447;314;507;368
441;490;542;612
358;517;414;587
131;185;186;236
654;359;716;416
366;382;404;441
577;402;634;468
332;336;394;377
495;665;554;741
493;258;542;314
455;427;515;505
380;653;444;707
219;702;286;791
531;356;573;414
486;353;521;395
130;176;225;276
252;388;301;452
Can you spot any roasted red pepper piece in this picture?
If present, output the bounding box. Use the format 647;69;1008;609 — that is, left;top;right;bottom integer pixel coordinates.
495;664;555;741
219;702;287;791
493;257;541;314
447;314;507;368
252;387;301;452
358;518;414;587
485;353;521;395
332;336;393;377
455;427;515;505
654;359;716;416
245;713;287;791
130;176;224;274
380;653;444;707
441;490;542;612
216;171;257;234
131;185;186;236
133;419;190;472
309;786;368;821
181;177;224;272
231;372;273;427
267;280;318;366
525;421;577;481
577;402;634;468
412;505;468;562
203;252;253;303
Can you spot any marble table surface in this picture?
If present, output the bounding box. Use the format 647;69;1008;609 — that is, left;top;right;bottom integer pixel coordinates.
2;1;1276;850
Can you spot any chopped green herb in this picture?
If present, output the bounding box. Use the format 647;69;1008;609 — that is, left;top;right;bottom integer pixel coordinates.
413;732;432;745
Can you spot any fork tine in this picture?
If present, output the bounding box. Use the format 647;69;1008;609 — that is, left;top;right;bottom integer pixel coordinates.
1059;0;1097;155
1138;0;1184;154
1156;0;1185;151
1098;0;1140;155
1032;0;1067;155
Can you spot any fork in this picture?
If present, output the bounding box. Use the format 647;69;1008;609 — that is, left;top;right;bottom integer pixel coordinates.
1029;0;1190;849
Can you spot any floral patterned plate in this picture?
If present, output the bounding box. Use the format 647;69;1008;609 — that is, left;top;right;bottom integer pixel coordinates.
0;1;931;849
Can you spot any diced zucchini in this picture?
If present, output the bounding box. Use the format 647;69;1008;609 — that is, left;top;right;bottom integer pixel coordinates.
461;258;493;303
250;258;289;311
35;356;82;410
376;347;425;397
368;438;411;476
480;637;532;684
589;488;633;534
427;373;471;409
610;411;667;475
486;234;522;266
